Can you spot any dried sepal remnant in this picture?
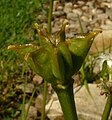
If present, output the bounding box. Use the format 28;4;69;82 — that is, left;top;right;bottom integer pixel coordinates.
8;44;38;61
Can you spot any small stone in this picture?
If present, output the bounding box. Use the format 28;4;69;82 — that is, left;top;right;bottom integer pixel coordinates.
97;13;108;20
86;1;94;8
37;14;47;22
53;1;59;11
73;4;78;8
68;24;76;29
92;8;97;15
96;8;104;14
90;30;112;54
66;32;75;38
105;19;112;25
25;104;37;119
17;83;34;93
67;12;78;21
33;74;43;85
82;6;89;12
64;2;73;13
35;94;43;112
106;9;112;20
77;0;85;6
72;8;82;16
53;11;65;17
65;2;73;8
75;84;107;120
57;6;63;11
46;92;63;120
101;2;112;8
81;16;89;22
64;7;72;14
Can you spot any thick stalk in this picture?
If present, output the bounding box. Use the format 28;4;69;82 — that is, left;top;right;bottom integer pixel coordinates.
53;80;78;120
102;92;112;120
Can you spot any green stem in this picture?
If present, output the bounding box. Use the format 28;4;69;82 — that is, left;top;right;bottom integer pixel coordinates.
53;80;78;120
48;0;53;33
41;80;48;120
41;0;53;119
102;92;112;120
77;14;84;33
25;87;36;119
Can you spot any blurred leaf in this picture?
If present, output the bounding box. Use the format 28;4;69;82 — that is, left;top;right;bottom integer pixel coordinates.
100;60;109;81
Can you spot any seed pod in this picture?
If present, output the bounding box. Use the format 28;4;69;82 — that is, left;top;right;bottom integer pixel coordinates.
66;30;102;73
57;42;73;79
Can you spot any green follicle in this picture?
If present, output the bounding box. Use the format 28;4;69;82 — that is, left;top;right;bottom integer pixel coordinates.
56;21;68;42
8;23;102;85
34;22;68;46
8;44;38;61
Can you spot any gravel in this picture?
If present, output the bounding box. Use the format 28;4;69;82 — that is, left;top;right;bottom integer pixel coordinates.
39;0;112;35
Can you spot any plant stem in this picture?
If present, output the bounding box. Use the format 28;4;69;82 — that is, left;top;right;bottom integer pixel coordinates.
25;87;36;119
53;80;78;120
77;14;84;33
48;0;53;33
102;92;112;120
21;78;27;120
41;0;53;119
41;0;53;120
41;80;48;120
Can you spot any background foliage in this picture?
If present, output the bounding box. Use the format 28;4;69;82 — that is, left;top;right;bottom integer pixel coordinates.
0;0;47;118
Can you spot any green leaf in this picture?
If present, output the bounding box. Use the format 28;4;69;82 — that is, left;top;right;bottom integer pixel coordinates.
100;60;109;81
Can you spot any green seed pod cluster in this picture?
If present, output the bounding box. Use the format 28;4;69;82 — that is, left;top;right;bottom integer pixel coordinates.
8;22;101;86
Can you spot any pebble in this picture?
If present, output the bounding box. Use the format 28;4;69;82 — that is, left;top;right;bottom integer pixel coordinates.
72;8;82;16
96;8;104;14
64;2;73;13
64;7;72;14
82;6;89;12
105;19;112;25
86;1;94;8
101;2;112;8
101;24;112;30
25;104;37;119
81;16;89;22
33;74;43;85
67;12;78;21
37;0;112;36
37;14;47;22
65;2;73;8
57;5;63;11
17;83;34;93
53;11;65;17
73;4;79;8
97;13;108;23
77;0;85;6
